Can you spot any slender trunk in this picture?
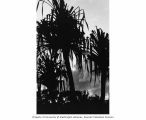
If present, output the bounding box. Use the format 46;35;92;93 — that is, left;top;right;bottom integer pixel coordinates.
63;51;75;91
100;68;106;101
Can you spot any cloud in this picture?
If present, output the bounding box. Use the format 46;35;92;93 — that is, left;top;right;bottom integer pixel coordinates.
72;64;109;97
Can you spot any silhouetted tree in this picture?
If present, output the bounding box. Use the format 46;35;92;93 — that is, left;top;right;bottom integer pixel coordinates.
36;0;109;114
90;27;109;101
37;0;88;91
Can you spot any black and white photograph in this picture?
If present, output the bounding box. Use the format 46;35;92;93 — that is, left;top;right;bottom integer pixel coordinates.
1;0;146;119
36;0;109;114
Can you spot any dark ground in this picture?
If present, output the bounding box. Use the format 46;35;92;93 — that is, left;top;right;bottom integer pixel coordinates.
37;91;109;114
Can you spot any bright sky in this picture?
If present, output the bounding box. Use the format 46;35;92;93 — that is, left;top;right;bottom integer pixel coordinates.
37;0;109;34
66;0;109;34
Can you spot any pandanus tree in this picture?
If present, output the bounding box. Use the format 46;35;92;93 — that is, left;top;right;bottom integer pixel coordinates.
90;27;109;101
37;0;88;91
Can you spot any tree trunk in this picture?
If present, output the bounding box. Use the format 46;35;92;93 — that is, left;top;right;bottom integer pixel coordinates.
100;68;106;101
63;51;75;91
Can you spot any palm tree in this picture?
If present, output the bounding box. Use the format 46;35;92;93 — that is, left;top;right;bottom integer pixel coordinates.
36;0;88;91
90;27;109;101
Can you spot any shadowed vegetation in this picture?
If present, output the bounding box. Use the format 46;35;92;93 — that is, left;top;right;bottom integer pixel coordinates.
37;0;109;114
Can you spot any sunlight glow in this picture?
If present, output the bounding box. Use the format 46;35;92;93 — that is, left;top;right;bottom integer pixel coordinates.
70;53;77;72
88;89;94;96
